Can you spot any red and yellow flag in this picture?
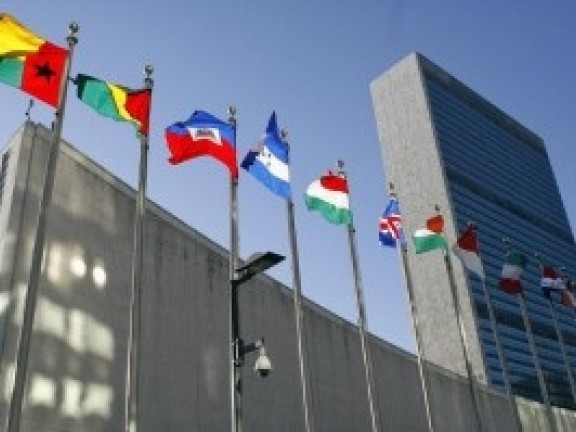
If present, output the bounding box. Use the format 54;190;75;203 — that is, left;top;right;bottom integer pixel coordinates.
75;74;151;137
0;14;68;107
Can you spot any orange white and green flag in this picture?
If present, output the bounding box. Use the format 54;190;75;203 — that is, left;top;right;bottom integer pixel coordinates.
0;13;68;107
412;214;447;254
74;74;152;137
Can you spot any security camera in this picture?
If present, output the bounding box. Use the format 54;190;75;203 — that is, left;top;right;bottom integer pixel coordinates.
254;347;272;378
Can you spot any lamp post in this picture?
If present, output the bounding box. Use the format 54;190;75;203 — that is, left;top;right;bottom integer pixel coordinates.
230;251;285;432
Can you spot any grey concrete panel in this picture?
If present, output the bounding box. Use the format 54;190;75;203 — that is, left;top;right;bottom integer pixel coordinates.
0;121;573;430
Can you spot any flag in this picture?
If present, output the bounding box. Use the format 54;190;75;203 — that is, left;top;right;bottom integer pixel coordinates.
561;277;576;307
379;198;404;247
540;265;575;307
567;278;576;295
165;110;237;177
452;224;485;279
499;252;527;294
0;14;67;107
560;290;576;308
304;171;351;225
75;74;151;137
241;112;291;199
412;215;447;254
541;265;564;299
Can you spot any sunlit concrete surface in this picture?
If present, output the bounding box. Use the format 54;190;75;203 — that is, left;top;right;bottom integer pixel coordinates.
0;122;573;431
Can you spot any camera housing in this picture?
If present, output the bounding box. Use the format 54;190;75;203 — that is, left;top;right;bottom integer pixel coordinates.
253;348;272;378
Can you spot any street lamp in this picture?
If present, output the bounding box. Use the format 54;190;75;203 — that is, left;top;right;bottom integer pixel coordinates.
234;252;285;285
230;251;285;432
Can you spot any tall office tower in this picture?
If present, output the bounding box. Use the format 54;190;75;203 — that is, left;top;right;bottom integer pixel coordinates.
371;52;576;409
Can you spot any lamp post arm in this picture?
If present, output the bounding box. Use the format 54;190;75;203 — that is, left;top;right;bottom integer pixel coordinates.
242;339;264;355
235;338;265;365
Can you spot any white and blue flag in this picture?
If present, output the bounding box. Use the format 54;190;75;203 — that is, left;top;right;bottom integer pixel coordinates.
241;112;291;199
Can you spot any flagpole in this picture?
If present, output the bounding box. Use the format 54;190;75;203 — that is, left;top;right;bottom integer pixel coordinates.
438;210;483;432
502;240;558;432
5;23;79;432
282;129;314;432
536;256;576;407
517;294;558;432
338;160;380;432
560;267;576;405
478;276;523;431
547;300;576;404
124;65;154;432
472;226;522;431
228;107;241;432
399;244;435;431
286;199;315;432
389;186;434;432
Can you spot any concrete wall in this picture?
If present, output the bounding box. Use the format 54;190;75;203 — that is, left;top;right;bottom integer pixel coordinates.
0;122;573;430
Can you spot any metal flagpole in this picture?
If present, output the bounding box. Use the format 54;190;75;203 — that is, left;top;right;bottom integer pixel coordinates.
286;199;315;432
399;244;435;432
338;160;380;432
478;276;522;432
503;240;558;432
125;66;154;432
228;107;241;432
472;227;522;432
282;130;314;432
389;185;434;432
517;294;558;432
534;252;576;403
560;267;576;407
536;257;576;406
438;212;483;432
5;22;79;432
547;299;576;405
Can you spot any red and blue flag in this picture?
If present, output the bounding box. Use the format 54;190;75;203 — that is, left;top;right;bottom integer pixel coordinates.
379;198;404;247
165;110;238;178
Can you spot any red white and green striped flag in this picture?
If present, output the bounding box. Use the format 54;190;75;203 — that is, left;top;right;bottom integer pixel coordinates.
499;252;527;294
304;171;352;225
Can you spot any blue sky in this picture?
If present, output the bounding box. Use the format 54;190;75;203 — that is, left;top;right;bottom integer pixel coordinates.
1;1;575;353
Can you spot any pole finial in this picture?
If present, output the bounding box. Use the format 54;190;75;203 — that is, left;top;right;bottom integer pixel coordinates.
228;106;237;126
143;65;154;89
67;22;79;46
389;182;397;198
25;99;34;120
501;237;512;251
533;251;544;270
336;159;346;177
